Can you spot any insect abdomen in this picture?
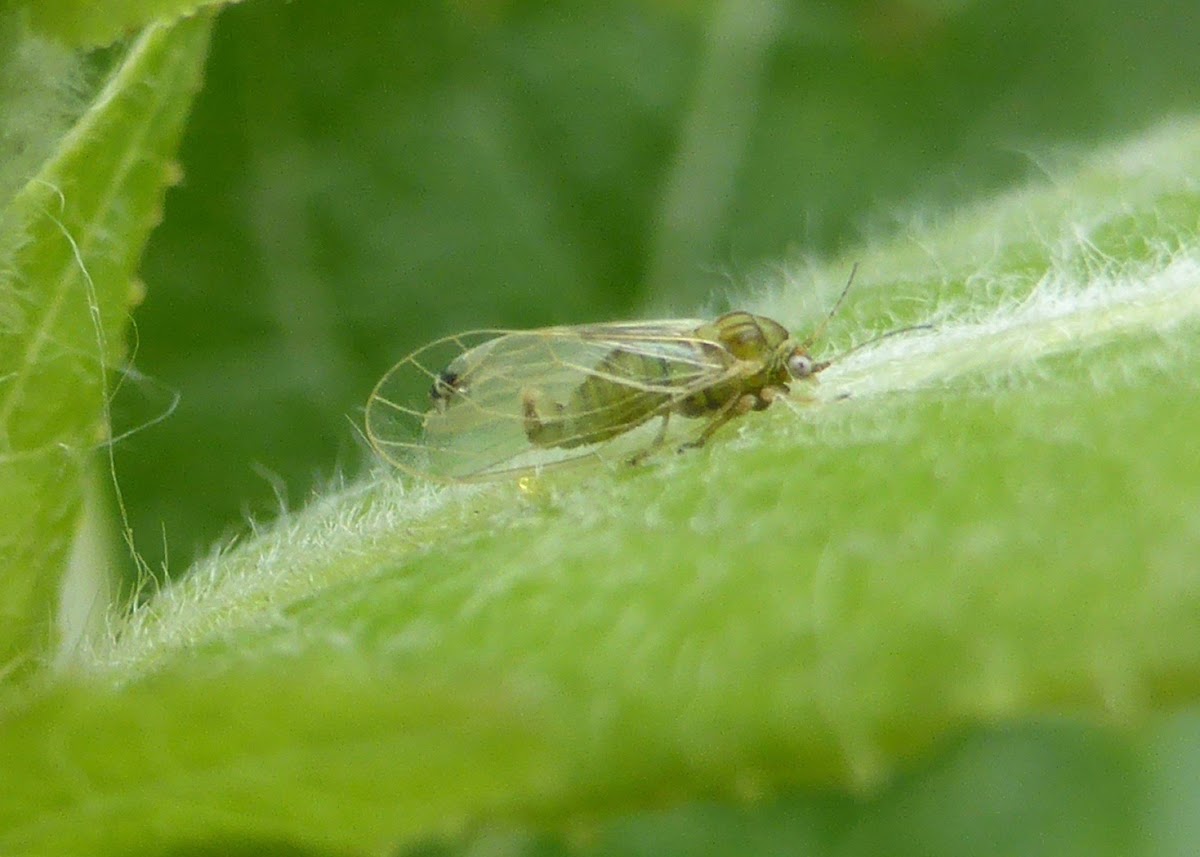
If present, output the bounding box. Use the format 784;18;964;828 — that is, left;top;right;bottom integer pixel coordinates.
523;348;700;449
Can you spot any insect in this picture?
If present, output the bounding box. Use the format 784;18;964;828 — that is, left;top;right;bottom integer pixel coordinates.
366;268;916;482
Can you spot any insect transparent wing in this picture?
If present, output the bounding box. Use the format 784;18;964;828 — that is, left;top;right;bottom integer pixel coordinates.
365;322;736;481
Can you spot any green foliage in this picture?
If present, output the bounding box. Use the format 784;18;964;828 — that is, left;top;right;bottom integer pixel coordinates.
120;0;1200;573
19;0;236;48
0;14;210;674
1;1;1199;856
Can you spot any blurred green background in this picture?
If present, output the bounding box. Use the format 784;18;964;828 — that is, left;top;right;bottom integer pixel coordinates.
118;0;1200;572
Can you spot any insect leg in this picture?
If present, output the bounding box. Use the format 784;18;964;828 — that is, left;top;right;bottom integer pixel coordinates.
754;384;788;409
628;413;671;466
678;382;791;451
678;394;753;452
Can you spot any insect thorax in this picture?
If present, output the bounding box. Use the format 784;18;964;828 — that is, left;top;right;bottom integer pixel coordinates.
701;312;790;359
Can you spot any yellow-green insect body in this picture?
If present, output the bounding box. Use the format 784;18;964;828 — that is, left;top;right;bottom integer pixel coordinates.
365;309;828;482
520;312;818;449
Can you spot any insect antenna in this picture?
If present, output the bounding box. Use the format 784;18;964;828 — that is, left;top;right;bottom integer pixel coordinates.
798;264;933;365
798;263;860;350
828;322;935;365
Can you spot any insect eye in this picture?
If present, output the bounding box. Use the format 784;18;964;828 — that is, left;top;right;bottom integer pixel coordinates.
787;352;816;378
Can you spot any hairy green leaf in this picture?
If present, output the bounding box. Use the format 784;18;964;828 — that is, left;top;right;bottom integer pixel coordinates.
21;0;235;48
0;16;210;675
3;118;1198;855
